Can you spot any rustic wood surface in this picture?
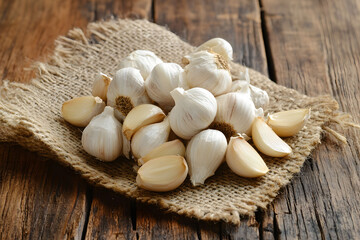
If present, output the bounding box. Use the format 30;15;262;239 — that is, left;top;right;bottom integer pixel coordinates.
0;0;359;239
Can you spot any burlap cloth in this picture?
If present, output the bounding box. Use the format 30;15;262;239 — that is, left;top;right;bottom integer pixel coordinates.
0;19;350;224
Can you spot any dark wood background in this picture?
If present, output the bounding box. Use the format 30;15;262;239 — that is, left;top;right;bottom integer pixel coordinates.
1;0;360;239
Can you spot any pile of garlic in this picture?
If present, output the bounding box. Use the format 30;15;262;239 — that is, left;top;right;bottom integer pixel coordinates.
61;38;311;192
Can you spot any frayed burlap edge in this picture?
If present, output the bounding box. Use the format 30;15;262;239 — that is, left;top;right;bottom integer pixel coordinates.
0;19;358;225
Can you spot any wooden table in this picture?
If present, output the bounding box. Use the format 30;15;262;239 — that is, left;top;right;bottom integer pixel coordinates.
1;0;359;239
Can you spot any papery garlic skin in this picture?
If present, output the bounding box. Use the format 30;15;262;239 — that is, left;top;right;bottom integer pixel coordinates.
213;91;262;138
131;118;170;159
195;38;233;61
182;51;232;96
231;69;269;109
118;50;163;79
252;117;292;157
267;109;311;137
136;155;188;192
186;129;227;186
107;67;151;121
61;96;105;127
145;63;187;110
169;87;217;140
122;130;131;159
82;106;123;162
226;135;268;178
92;72;112;101
138;139;186;165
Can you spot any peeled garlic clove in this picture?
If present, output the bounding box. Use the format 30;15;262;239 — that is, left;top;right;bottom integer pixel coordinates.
118;50;163;79
131;117;170;159
267;109;311;137
169;87;217;140
182;51;232;96
122;130;131;159
82;106;122;162
123;104;165;140
92;72;112;101
61;96;105;127
107;67;151;121
226;135;268;178
212;92;261;138
145;62;187;110
138;139;185;165
252;117;292;157
186;129;227;186
136;155;188;192
195;38;233;62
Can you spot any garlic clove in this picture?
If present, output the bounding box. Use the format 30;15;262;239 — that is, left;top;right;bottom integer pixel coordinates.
61;96;105;127
267;109;311;137
182;51;232;96
107;67;152;121
212;91;260;138
92;72;112;101
226;135;269;178
169;87;217;140
252;117;292;157
195;38;233;61
123;104;165;140
122;130;131;159
131;117;170;159
81;106;123;162
136;155;188;192
185;129;227;186
118;50;163;79
145;62;187;110
138;139;185;165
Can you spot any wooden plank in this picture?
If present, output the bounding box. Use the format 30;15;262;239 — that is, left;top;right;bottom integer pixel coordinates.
85;188;136;240
261;0;360;238
0;145;88;239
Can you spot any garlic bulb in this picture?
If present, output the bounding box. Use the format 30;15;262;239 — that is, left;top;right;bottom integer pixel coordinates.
226;135;268;178
267;109;310;137
118;50;163;79
131;117;171;159
138;139;186;165
185;129;227;186
231;68;269;109
145;62;187;110
122;130;131;159
182;51;232;96
252;117;292;157
195;38;233;61
81;106;123;162
92;72;112;101
169;87;217;140
61;96;105;127
107;67;151;121
136;155;188;192
212;91;263;138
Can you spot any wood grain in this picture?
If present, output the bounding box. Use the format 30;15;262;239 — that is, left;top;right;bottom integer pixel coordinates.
0;145;88;239
261;0;360;238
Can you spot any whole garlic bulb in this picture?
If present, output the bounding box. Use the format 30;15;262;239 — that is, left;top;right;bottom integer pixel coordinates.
118;50;163;79
145;62;187;110
107;67;151;121
186;129;227;186
82;106;123;162
212;91;263;138
231;68;269;109
131;117;171;159
195;38;233;62
169;87;217;140
182;50;232;96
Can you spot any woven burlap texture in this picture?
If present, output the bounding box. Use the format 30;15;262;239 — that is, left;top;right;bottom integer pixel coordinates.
0;19;340;224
